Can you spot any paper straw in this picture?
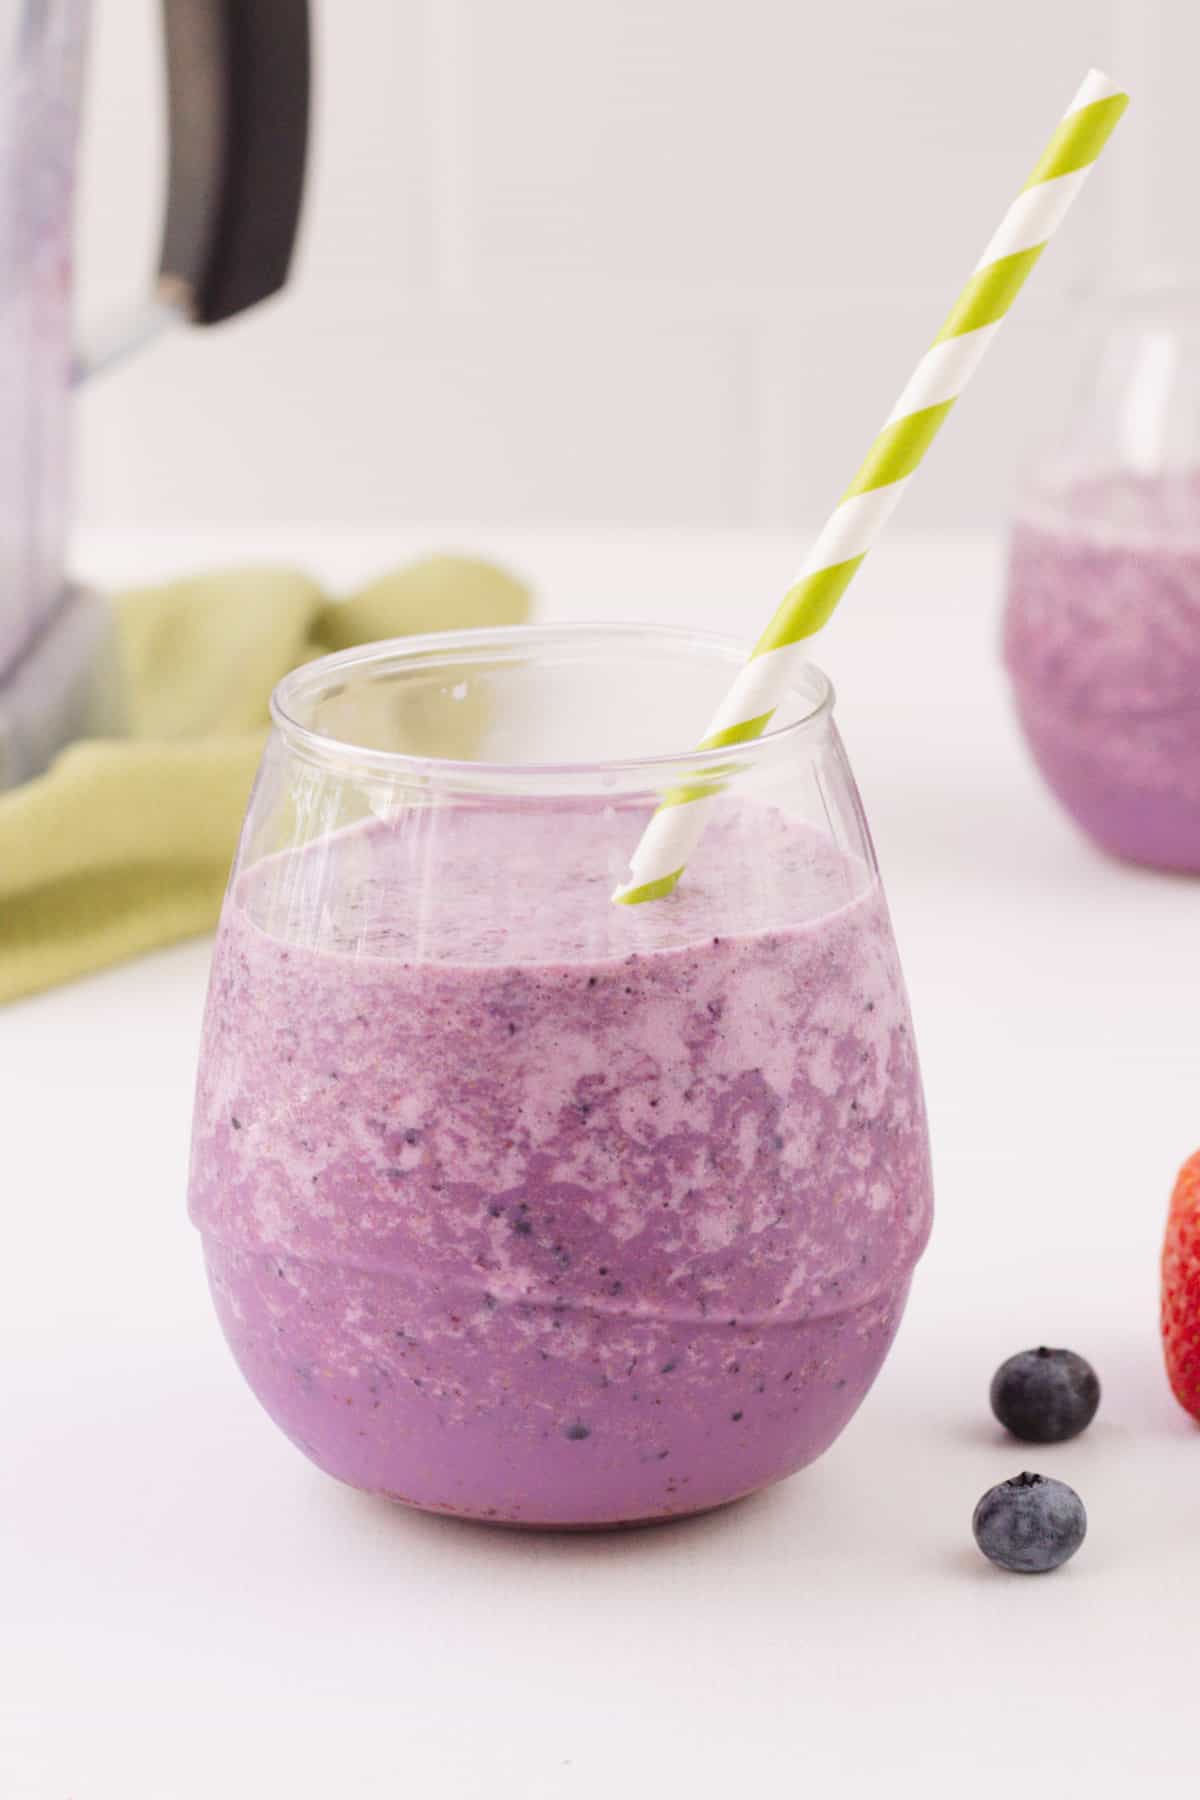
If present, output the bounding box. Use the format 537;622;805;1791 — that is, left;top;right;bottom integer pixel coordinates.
614;67;1128;905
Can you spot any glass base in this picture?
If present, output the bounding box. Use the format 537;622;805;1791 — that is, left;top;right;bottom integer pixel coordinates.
1016;698;1200;874
373;1486;752;1533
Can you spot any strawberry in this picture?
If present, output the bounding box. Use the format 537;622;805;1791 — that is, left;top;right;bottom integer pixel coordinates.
1162;1151;1200;1423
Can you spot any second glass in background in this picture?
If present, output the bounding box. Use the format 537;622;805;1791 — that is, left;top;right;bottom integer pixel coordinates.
1005;275;1200;871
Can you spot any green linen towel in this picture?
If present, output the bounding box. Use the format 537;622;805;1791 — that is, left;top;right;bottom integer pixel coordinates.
0;555;530;1004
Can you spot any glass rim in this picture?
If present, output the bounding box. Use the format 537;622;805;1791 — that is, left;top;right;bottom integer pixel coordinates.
270;621;836;783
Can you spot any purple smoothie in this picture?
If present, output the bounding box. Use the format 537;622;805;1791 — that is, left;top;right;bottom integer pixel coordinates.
1005;473;1200;871
189;800;932;1527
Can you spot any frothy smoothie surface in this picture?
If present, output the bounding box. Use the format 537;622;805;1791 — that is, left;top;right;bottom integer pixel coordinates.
1006;473;1200;870
189;801;933;1526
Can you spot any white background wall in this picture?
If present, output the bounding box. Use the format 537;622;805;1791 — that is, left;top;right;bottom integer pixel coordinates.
73;0;1197;536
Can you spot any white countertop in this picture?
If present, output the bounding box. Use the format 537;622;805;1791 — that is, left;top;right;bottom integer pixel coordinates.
4;527;1197;1799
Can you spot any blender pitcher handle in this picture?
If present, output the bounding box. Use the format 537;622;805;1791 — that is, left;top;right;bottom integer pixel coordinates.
160;0;309;324
76;0;309;379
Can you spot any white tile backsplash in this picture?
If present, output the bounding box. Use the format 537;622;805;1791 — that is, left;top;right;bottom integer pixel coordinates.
1107;0;1200;277
78;298;753;527
754;304;1089;533
71;0;1185;535
300;0;436;299
453;0;1110;303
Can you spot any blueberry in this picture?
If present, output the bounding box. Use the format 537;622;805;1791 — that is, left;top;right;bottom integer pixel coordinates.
972;1471;1086;1574
990;1346;1100;1443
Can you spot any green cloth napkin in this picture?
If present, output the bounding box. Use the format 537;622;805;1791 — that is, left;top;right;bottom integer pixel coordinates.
0;556;530;1005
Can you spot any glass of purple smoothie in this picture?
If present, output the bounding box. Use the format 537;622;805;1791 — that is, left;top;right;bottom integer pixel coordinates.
188;624;933;1527
1005;277;1200;871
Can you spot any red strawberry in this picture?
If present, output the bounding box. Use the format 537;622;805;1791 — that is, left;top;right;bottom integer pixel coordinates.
1163;1151;1200;1422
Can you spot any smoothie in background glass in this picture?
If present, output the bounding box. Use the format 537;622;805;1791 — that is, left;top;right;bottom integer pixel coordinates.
188;625;933;1527
1006;472;1200;871
1004;277;1200;872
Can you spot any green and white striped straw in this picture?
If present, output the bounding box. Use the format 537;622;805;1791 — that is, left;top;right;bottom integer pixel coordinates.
614;66;1128;906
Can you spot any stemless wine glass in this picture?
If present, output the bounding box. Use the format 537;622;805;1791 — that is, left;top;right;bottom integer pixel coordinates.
188;624;933;1528
1005;274;1200;871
